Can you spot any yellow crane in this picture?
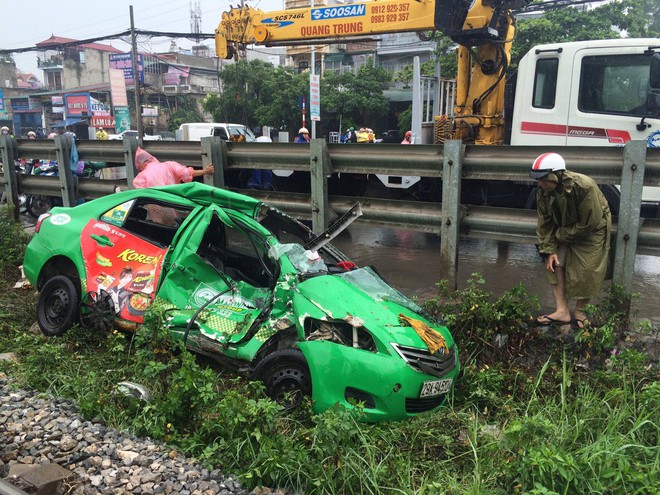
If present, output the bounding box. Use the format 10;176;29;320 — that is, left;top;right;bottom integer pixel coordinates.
215;0;529;145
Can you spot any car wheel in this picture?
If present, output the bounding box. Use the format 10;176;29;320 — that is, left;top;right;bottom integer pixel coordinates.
27;194;52;218
80;290;116;332
37;275;80;337
254;349;311;410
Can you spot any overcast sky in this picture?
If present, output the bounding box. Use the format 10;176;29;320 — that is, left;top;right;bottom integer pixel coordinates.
2;0;284;79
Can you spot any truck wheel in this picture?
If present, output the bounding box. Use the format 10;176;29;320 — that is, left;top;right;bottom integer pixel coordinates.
37;275;80;337
253;349;311;410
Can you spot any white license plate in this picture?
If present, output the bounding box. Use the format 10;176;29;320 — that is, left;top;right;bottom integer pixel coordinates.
419;378;453;398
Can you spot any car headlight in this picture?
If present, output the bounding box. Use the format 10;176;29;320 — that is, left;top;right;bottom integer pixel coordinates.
304;318;376;352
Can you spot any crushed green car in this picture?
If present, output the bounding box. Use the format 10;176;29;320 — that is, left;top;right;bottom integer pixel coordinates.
23;182;459;421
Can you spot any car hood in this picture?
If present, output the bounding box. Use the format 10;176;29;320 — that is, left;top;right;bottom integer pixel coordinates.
293;267;453;350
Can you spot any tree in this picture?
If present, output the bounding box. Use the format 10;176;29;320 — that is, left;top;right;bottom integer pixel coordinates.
168;96;203;131
512;0;660;68
392;35;457;86
321;59;391;129
202;60;311;133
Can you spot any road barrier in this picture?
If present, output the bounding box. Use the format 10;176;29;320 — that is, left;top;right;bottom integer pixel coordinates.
2;135;659;313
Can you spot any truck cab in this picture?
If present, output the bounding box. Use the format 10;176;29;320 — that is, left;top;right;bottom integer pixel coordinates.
511;38;659;149
510;38;660;205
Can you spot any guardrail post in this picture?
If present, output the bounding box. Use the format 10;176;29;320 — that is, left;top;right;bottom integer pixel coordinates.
439;140;463;290
123;136;138;188
54;135;77;207
201;136;226;188
310;138;331;233
612;140;647;313
0;135;20;221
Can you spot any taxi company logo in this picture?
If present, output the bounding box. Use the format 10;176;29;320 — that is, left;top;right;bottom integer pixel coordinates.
93;222;111;232
311;4;366;21
648;130;660;148
50;214;71;225
193;287;220;306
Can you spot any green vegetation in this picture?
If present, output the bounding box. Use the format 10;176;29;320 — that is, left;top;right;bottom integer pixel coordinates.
167;96;204;132
202;58;391;134
1;207;658;494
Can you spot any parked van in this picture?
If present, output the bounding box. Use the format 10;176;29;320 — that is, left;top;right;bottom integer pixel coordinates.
176;123;256;142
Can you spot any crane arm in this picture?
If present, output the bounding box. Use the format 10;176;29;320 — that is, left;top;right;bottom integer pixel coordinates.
215;0;529;145
215;0;526;59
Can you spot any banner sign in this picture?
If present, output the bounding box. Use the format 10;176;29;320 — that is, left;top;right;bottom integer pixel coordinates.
11;97;30;112
110;68;128;107
91;97;107;113
114;106;131;133
92;115;116;128
310;75;320;122
109;53;144;84
64;93;91;117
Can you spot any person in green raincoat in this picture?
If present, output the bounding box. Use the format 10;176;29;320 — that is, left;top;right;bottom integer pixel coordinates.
530;152;611;329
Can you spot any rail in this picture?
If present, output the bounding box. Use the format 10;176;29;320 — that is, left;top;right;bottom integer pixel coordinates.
1;135;659;313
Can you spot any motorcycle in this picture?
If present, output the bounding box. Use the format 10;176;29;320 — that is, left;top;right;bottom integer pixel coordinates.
26;160;106;218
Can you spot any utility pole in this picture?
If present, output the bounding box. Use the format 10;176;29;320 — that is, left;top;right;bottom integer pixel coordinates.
310;0;316;139
130;5;144;140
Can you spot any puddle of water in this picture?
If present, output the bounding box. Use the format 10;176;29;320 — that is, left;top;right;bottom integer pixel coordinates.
332;225;660;320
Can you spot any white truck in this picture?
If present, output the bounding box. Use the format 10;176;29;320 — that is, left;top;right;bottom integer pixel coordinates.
507;38;660;207
387;37;660;210
176;123;256;142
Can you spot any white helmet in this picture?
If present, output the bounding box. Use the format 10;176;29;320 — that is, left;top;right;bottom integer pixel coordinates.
298;127;309;134
530;152;566;180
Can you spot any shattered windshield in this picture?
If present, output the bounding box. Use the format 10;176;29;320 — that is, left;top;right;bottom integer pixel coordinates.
269;243;327;274
337;266;422;313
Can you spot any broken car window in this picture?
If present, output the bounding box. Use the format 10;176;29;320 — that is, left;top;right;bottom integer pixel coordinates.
337;267;422;313
269;243;327;274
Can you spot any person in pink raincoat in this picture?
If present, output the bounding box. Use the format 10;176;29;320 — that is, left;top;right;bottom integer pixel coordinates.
132;147;214;189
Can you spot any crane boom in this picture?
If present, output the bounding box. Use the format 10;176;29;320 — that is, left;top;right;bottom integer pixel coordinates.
215;0;530;145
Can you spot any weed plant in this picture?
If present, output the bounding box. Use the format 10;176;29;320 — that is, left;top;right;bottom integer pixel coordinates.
0;213;658;494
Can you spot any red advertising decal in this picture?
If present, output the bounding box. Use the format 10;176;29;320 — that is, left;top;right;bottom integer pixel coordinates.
81;220;167;323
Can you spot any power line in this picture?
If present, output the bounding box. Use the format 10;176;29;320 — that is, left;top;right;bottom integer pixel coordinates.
0;30;216;56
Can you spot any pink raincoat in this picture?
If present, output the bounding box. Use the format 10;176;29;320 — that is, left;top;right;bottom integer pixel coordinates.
133;147;195;189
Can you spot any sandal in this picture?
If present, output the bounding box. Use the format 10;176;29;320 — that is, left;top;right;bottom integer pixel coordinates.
571;318;587;331
534;315;572;326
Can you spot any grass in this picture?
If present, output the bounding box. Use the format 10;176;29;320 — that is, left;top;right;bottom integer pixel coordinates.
0;205;658;494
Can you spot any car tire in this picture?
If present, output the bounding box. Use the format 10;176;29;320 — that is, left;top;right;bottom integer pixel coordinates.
37;275;80;337
27;195;52;218
253;348;311;410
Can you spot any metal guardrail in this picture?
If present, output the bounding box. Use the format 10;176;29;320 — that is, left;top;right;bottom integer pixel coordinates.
1;135;659;311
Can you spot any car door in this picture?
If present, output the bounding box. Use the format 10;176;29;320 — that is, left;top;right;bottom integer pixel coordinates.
80;197;195;323
157;205;275;356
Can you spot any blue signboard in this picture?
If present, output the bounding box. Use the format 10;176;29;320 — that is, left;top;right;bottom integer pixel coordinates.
109;53;144;84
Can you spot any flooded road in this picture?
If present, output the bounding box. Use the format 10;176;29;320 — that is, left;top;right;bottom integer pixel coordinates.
332;224;660;321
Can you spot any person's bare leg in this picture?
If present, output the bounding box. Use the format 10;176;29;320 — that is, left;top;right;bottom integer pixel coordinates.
573;298;590;327
542;266;572;323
